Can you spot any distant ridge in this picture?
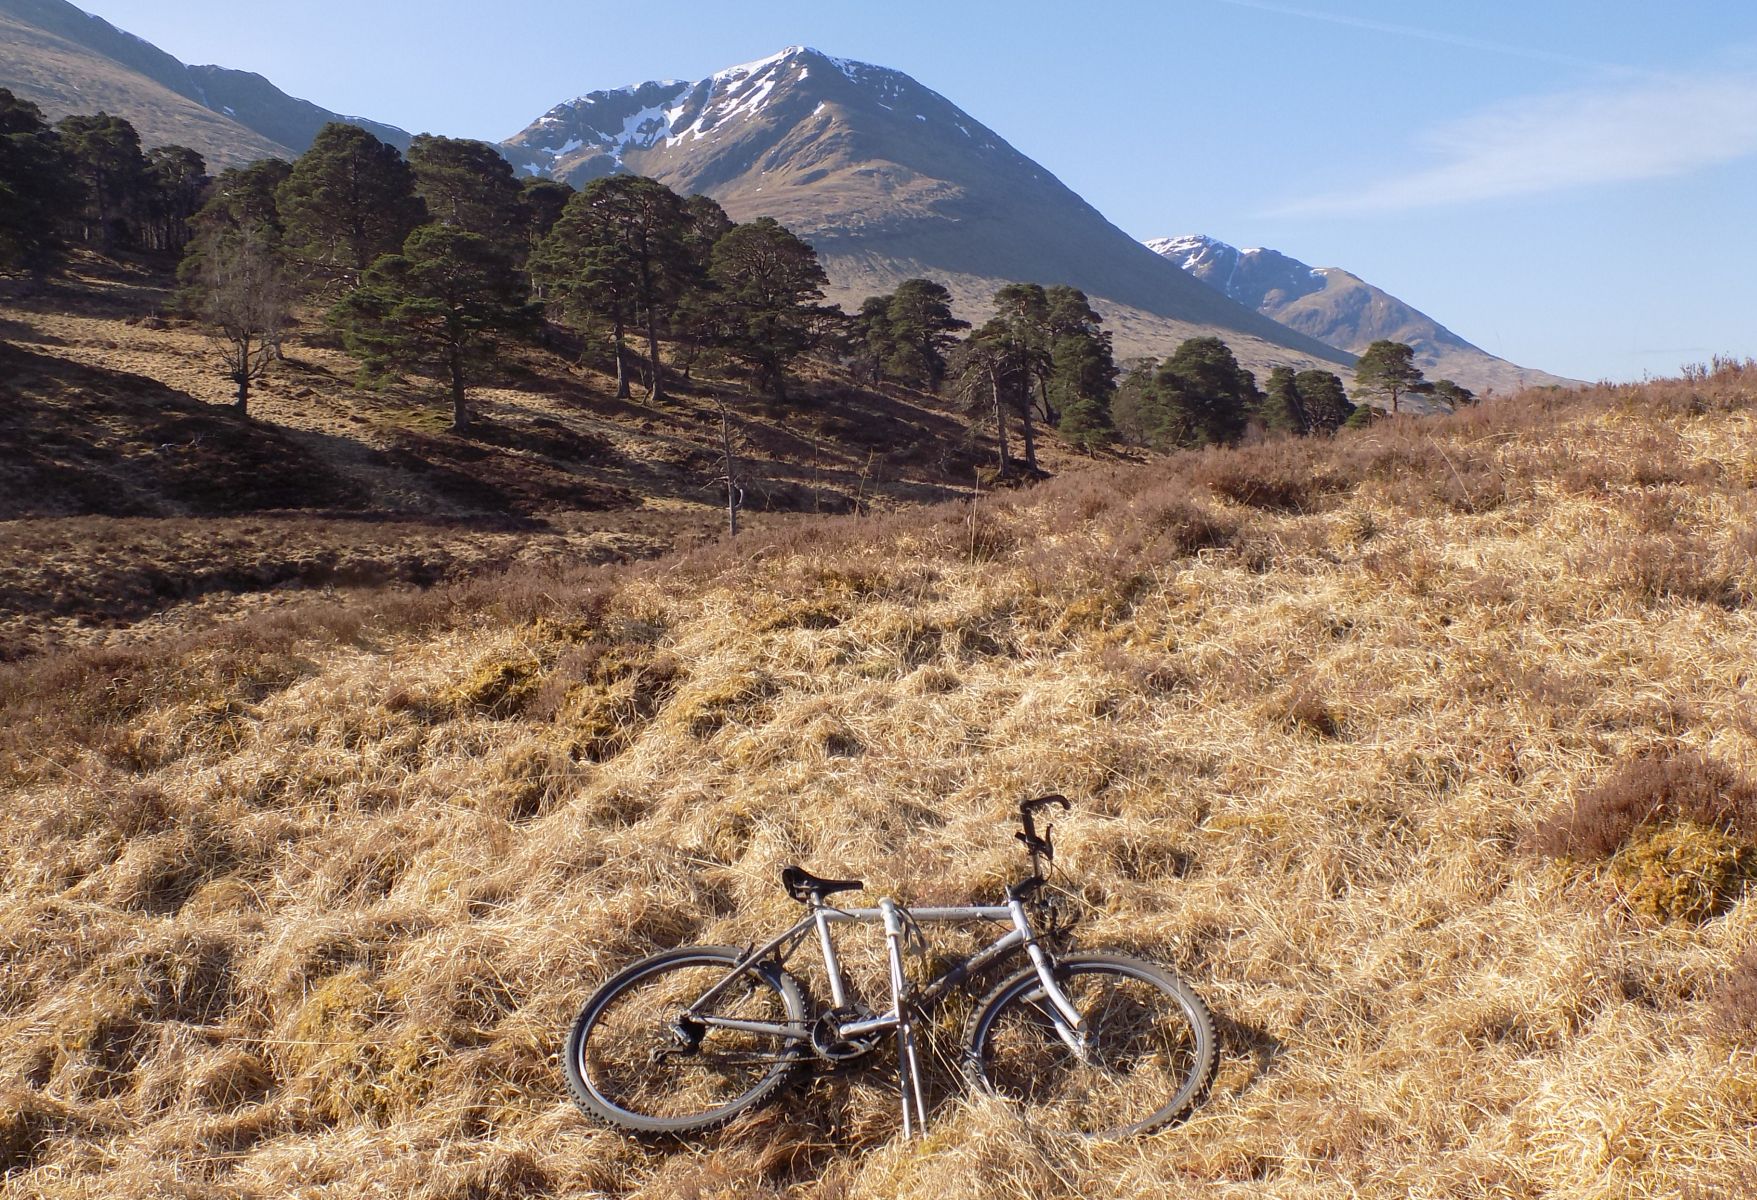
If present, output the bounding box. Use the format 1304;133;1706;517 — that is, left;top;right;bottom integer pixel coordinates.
1147;234;1575;394
0;0;409;165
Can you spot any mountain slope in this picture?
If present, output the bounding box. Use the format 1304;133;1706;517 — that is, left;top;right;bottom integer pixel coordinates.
0;0;408;165
1149;234;1573;394
505;48;1354;374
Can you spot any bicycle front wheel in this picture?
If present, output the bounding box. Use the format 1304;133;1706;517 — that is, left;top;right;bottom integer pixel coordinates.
964;952;1217;1139
564;944;808;1135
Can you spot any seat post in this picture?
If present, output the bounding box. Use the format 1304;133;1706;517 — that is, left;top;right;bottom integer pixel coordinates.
813;904;849;1009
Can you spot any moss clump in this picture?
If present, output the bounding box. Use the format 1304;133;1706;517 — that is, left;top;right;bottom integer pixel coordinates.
283;969;446;1125
752;598;847;633
1609;823;1756;923
445;653;545;718
287;971;392;1123
554;650;681;761
666;670;776;738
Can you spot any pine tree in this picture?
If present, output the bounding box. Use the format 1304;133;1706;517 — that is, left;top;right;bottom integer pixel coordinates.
1109;359;1162;447
331;225;537;433
1432;379;1477;409
140;146;207;253
55;111;148;251
1041;287;1115;449
1051;332;1116;451
1352;339;1430;415
1261;366;1308;435
278;123;425;278
0;89;79;275
953;306;1050;473
951;321;1015;475
884;278;967;390
517;178;572;259
1344;402;1380;430
193;160;292;241
1154;336;1253;448
852;294;894;384
669;195;736;383
532;176;692;400
1294;369;1355;434
707;217;829;402
407;135;523;248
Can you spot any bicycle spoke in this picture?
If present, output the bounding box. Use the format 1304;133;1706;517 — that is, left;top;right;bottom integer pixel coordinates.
577;956;801;1125
971;957;1214;1138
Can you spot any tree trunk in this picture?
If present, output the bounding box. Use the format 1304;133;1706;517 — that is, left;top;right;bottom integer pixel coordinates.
1020;396;1038;471
720;400;740;537
450;350;470;433
989;365;1011;474
233;334;252;415
645;309;664;401
612;317;630;399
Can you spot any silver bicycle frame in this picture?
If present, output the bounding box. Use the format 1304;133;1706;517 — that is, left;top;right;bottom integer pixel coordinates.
682;893;1089;1134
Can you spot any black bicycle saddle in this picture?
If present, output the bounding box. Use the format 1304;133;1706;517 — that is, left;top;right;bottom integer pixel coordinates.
781;865;864;903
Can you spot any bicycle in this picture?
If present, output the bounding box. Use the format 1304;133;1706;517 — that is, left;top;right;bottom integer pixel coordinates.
562;795;1218;1140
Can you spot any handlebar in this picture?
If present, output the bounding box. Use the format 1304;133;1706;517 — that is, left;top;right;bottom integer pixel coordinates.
1015;793;1070;865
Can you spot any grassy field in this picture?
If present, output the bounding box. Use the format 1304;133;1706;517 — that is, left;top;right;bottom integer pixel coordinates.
2;360;1755;1198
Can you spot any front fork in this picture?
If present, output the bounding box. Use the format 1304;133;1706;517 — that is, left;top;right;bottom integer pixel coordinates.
874;896;1093;1137
1008;895;1092;1060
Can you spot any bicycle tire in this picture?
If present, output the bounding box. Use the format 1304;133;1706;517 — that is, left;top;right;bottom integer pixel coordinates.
963;952;1217;1139
564;944;809;1135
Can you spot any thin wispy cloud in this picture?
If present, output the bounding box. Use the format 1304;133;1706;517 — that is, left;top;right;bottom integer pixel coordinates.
1269;72;1757;216
1211;0;1625;72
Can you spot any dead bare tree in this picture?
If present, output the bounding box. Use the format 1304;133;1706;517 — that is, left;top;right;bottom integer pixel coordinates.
191;227;291;416
713;394;747;536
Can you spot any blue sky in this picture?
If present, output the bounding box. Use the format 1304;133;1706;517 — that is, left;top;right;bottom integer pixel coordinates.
79;0;1757;382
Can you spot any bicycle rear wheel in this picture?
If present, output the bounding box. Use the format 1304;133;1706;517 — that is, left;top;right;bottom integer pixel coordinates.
564;944;808;1135
964;952;1217;1139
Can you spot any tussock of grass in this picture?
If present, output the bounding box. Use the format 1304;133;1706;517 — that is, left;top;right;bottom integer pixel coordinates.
3;365;1757;1196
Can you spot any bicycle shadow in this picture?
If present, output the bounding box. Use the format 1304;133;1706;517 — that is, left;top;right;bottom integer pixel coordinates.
1212;1011;1287;1095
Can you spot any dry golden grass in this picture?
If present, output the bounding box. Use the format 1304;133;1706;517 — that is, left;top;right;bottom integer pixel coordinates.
3;365;1757;1197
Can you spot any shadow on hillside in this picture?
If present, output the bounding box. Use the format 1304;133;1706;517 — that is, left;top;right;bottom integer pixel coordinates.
0;343;365;519
0;314;56;345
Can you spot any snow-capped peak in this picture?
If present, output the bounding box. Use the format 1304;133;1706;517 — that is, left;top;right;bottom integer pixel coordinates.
712;46;804;83
1145;234;1238;274
514;45;921;173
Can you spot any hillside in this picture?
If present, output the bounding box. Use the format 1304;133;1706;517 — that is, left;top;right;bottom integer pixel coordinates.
0;0;410;165
504;48;1355;376
0;256;996;660
1148;235;1576;395
2;359;1754;1197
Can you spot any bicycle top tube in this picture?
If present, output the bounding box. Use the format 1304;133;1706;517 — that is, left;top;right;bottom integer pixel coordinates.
817;904;1013;923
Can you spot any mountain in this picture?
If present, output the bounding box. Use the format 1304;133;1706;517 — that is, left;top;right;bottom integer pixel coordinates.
1147;234;1573;394
503;47;1354;375
0;0;408;166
